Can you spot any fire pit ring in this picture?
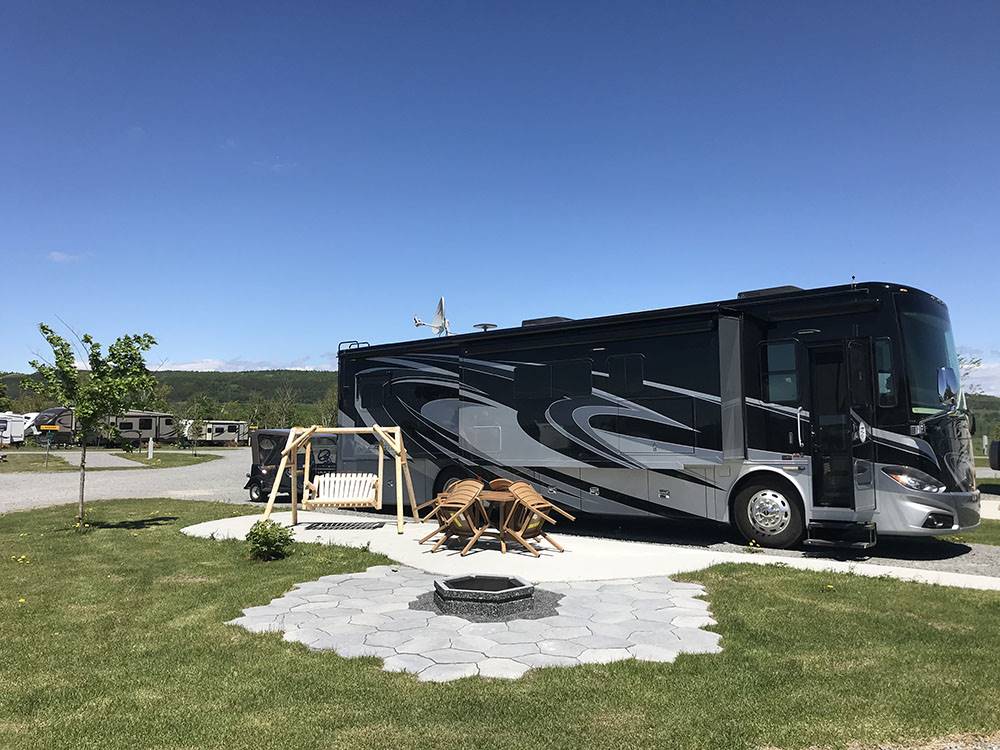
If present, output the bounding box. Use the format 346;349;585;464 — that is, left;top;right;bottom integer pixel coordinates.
433;575;534;619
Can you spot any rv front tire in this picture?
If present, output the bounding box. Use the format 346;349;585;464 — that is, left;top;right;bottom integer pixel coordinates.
248;482;263;502
732;479;804;549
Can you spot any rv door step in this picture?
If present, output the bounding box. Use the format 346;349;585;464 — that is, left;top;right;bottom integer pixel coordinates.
805;521;877;549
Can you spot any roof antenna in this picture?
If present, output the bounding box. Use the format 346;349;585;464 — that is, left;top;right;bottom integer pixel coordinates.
851;274;856;288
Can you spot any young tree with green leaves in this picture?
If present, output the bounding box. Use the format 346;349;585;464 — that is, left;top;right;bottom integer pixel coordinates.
179;394;216;456
23;323;157;522
316;384;338;426
0;381;12;412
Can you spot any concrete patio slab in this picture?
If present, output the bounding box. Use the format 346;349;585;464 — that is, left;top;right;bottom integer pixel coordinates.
184;510;1000;591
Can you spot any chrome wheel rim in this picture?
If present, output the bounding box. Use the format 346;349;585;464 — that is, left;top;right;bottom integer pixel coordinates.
747;489;791;536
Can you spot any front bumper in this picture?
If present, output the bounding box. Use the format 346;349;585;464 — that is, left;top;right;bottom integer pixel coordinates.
875;480;980;536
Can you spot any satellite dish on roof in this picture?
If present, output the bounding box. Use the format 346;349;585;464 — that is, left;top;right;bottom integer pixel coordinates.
474;323;497;332
414;297;451;336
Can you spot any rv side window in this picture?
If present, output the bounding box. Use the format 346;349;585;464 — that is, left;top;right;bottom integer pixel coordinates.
215;426;225;434
514;364;551;399
139;418;153;430
608;354;645;395
874;338;897;407
0;420;7;430
164;418;174;425
119;421;134;430
227;425;238;433
552;359;592;398
762;341;798;405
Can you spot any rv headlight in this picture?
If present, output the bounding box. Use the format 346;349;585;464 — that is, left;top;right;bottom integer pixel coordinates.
881;466;946;494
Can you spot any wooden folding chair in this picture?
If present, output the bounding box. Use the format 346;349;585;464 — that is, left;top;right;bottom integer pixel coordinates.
504;481;577;556
488;478;513;491
417;479;490;556
414;477;462;521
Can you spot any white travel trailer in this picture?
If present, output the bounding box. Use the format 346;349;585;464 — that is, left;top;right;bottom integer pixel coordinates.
110;411;179;445
182;419;249;445
0;412;26;447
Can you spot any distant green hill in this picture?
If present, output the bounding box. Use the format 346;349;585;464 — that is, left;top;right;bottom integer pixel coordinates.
2;369;337;407
152;370;337;404
968;393;1000;445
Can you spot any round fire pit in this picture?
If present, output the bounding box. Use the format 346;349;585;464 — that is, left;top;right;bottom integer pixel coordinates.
433;575;534;619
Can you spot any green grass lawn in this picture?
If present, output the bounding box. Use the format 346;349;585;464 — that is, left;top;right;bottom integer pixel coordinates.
111;451;221;468
0;451;219;473
944;518;1000;546
0;452;75;472
3;499;1000;750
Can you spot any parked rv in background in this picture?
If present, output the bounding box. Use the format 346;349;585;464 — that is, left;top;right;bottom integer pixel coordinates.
109;410;178;445
0;412;26;447
182;419;249;445
25;407;76;445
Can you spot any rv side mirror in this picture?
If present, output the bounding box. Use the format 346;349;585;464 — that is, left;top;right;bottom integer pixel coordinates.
968;411;976;435
937;366;958;405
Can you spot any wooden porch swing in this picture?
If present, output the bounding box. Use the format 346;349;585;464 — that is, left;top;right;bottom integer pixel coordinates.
260;424;420;533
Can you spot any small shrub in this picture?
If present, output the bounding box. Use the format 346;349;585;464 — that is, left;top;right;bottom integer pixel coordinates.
246;520;294;561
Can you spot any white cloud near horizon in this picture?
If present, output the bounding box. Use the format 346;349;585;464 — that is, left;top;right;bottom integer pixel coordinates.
47;251;82;263
967;360;1000;397
163;356;335;372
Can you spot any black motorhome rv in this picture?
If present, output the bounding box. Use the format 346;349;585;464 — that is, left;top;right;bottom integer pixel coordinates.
336;282;980;549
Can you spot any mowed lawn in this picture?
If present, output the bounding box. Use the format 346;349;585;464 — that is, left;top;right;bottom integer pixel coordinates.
3;500;1000;750
0;451;218;473
111;451;221;468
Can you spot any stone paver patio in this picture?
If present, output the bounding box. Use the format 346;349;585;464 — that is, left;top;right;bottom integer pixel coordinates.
229;564;721;682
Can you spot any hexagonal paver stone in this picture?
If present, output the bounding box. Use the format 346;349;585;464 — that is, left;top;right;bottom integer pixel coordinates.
283;628;327;646
488;630;549;645
379;618;434;632
422;649;483;665
349;613;389;627
515;653;579;669
364;631;413;648
629;630;682;648
450;636;497;654
574;634;632;650
577;648;632;664
542;626;590;640
477;658;531;679
628;644;680;663
485;642;539;659
458;622;508;637
589;610;638;625
672;615;716;628
396;634;452;654
383;654;434;674
537;639;586;658
671;628;722;654
668;596;710;610
418;663;478;682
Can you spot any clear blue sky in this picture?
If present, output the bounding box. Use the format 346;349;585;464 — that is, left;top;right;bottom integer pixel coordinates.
2;2;998;391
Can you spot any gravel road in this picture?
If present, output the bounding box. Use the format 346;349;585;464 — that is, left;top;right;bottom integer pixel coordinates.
0;448;254;514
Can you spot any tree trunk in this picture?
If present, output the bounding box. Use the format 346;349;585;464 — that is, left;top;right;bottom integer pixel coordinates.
78;440;87;524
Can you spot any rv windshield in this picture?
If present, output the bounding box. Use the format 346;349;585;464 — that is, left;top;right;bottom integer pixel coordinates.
897;296;960;416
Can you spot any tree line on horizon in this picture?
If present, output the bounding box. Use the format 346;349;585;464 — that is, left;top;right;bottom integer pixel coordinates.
1;369;340;429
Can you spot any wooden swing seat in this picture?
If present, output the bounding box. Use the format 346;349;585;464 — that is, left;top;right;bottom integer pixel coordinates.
304;472;380;510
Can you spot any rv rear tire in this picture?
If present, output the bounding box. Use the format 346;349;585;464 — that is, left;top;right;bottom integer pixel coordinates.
732;479;804;549
432;467;472;497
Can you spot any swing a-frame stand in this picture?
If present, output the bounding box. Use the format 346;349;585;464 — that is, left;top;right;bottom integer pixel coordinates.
260;424;420;534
